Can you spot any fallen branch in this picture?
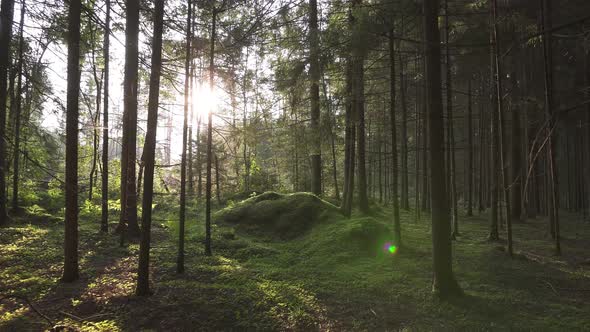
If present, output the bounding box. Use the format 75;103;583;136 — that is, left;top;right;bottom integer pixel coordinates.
539;279;558;295
0;294;54;326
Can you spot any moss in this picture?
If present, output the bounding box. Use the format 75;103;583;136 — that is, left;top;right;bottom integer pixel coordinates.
214;192;341;239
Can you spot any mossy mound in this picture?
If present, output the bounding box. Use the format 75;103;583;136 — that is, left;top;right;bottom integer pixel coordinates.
299;217;394;261
214;192;341;239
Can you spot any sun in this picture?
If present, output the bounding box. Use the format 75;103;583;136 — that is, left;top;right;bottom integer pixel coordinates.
191;82;218;119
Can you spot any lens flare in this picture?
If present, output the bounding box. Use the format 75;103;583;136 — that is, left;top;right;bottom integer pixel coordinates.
383;242;398;255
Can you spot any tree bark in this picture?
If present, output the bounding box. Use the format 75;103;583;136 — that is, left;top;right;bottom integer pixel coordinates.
389;29;401;245
355;57;369;213
341;60;355;217
309;0;321;195
63;0;81;282
321;72;340;200
101;0;111;233
89;41;102;203
492;0;512;255
136;0;165;296
0;0;15;224
399;53;409;210
424;0;461;298
120;0;141;241
215;154;221;205
488;4;500;241
178;0;193;273
541;0;560;255
467;80;474;216
11;1;25;212
444;0;458;237
204;7;216;256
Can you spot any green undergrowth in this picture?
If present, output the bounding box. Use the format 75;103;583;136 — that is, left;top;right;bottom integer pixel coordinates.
1;194;590;330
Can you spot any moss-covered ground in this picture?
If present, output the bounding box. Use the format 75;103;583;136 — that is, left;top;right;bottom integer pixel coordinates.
1;194;590;331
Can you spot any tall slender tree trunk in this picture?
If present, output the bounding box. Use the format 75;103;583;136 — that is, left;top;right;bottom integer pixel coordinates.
188;61;195;194
204;7;216;256
0;0;15;224
399;52;409;210
510;65;522;221
492;0;512;255
414;59;421;221
215;154;221;205
101;0;110;233
541;0;560;254
389;29;401;246
341;60;355;217
178;0;193;273
355;57;369;213
120;0;141;241
488;5;500;241
197;114;203;197
467;80;474;216
89;45;102;202
11;1;25;212
309;0;321;195
478;85;485;213
63;0;81;282
423;0;461;298
136;0;165;296
379;109;383;204
420;22;429;213
321;72;340;200
444;0;458;236
585;43;590;220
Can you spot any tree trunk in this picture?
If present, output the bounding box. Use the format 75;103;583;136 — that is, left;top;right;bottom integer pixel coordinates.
355;57;369;214
215;154;221;205
399;55;409;211
492;0;512;255
388;29;401;244
341;60;355;217
321;72;340;200
309;0;321;195
478;84;485;213
101;0;111;233
488;5;500;241
188;60;195;194
136;0;164;296
89;42;102;203
510;66;522;221
444;0;459;237
11;1;25;212
204;7;216;256
63;0;81;282
0;0;15;224
178;0;193;273
467;80;474;216
423;0;461;298
120;0;141;241
414;61;421;221
541;0;560;255
585;45;590;219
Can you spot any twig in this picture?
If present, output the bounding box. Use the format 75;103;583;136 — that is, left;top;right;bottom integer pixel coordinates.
539;279;558;295
59;311;83;321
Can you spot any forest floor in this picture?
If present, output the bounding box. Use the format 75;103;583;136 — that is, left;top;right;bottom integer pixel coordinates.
1;197;590;331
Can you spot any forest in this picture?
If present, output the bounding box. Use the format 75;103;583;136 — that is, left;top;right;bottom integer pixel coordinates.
1;0;590;330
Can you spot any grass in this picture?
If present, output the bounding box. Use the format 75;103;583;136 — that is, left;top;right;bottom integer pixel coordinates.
1;194;590;331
